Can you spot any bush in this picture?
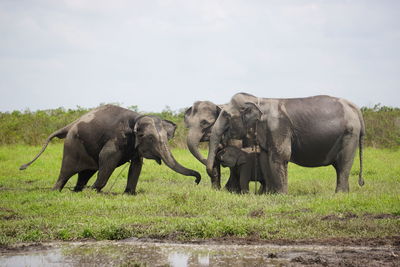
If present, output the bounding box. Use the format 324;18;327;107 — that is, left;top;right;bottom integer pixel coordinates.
361;104;400;148
0;104;399;149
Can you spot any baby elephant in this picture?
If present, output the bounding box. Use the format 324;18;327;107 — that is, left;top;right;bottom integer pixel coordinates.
217;146;266;194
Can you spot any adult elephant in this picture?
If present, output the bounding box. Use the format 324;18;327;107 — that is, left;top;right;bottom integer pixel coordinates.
20;105;201;194
184;101;240;191
206;93;365;194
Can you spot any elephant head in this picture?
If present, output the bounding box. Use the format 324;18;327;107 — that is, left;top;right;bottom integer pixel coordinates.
184;101;222;165
134;115;201;184
217;146;247;168
206;93;262;176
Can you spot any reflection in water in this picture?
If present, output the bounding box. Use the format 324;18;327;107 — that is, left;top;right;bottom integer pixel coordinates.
198;253;210;266
168;252;190;267
168;252;210;267
0;250;65;267
0;241;397;267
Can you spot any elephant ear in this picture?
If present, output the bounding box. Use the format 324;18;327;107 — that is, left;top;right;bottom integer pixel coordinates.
220;109;232;120
216;105;223;115
256;121;268;151
133;120;141;149
162;119;177;140
183;107;192;127
241;102;262;123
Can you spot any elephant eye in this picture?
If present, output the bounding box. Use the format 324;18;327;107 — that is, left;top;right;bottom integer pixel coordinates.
240;107;250;113
200;120;211;127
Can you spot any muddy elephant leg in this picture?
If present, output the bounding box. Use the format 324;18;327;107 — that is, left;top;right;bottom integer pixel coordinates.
74;170;97;192
333;134;358;193
124;157;143;195
91;141;122;192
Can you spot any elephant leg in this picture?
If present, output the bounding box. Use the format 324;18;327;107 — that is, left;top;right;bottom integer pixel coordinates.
124;157;143;195
53;146;78;191
258;179;267;194
91;141;122;192
239;167;250;194
74;170;97;192
224;167;240;193
259;151;272;192
260;150;289;194
53;138;97;192
333;134;358;193
53;165;77;191
210;160;222;190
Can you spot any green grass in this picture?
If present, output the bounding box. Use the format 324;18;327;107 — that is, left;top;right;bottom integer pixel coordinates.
0;144;399;245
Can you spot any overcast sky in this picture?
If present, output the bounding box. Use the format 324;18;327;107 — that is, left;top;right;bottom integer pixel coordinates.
1;0;399;112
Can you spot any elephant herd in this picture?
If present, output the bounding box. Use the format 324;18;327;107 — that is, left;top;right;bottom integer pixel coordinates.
20;92;365;195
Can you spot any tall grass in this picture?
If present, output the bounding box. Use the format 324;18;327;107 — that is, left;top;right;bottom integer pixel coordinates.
0;104;399;148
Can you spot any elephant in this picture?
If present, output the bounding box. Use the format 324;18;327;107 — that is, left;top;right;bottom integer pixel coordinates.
20;105;201;194
217;146;266;194
206;92;365;194
184;101;242;192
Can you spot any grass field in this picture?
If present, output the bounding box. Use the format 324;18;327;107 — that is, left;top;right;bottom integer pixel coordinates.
0;144;399;245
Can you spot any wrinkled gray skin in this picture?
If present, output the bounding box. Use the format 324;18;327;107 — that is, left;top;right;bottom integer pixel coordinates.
184;101;240;192
217;146;266;194
207;93;365;194
20;105;201;194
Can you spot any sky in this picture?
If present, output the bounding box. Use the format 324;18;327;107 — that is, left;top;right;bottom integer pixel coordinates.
1;0;399;112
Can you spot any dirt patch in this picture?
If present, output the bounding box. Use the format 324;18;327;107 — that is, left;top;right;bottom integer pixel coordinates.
292;255;329;266
248;208;265;218
321;212;400;221
363;213;400;220
200;236;400;249
0;207;22;220
321;212;358;221
0;213;22;220
0;243;50;254
0;207;15;213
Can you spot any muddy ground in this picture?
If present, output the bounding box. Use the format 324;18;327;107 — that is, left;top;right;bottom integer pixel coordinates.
1;236;399;266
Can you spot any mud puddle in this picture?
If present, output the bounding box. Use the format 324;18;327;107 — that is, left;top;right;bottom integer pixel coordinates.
1;239;399;266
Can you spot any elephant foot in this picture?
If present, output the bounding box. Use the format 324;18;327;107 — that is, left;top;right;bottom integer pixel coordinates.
211;182;221;190
51;185;62;192
335;187;349;193
124;189;137;195
73;186;85;192
91;186;103;193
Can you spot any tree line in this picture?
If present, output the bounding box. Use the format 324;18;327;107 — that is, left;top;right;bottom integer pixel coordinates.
0;104;399;149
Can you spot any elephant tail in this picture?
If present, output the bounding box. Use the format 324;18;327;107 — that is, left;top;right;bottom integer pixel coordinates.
19;124;72;170
358;110;365;187
358;134;365;186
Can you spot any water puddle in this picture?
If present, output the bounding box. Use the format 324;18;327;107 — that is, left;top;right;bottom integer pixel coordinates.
0;239;398;266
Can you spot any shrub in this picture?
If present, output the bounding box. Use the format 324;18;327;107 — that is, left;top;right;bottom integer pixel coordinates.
0;104;398;149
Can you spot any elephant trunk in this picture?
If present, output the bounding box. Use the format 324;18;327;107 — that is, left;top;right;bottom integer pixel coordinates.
206;112;228;178
187;129;207;165
159;141;201;184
